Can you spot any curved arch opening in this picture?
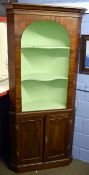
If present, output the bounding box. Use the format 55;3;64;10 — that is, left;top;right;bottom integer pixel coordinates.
21;21;70;48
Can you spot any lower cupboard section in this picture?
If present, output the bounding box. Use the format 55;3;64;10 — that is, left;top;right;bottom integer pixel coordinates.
9;110;74;172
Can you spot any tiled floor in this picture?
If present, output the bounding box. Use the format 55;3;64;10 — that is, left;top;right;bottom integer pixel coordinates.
0;159;89;175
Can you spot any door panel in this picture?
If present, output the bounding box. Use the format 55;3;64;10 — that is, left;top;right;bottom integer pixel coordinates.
44;113;72;161
19;115;44;164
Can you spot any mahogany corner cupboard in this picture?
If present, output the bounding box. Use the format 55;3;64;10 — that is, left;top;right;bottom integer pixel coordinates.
4;3;85;173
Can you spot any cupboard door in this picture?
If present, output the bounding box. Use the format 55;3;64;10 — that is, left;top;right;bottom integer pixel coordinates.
44;113;72;161
19;115;44;164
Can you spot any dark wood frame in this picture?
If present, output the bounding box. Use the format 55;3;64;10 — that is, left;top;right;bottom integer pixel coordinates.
80;35;89;74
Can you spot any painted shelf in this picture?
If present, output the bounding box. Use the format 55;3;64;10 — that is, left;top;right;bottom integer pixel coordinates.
21;46;70;49
22;100;66;112
21;73;68;81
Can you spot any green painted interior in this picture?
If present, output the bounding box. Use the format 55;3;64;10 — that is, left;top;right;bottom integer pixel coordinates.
21;21;70;112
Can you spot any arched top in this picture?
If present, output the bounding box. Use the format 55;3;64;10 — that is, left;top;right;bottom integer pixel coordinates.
21;21;70;48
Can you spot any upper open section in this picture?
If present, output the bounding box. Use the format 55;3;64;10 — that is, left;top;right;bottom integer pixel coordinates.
21;21;70;111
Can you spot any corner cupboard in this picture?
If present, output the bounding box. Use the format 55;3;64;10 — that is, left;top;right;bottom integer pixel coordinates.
4;3;85;172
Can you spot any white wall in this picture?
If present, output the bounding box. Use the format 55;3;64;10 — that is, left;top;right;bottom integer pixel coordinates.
73;14;89;163
0;21;8;80
18;0;89;13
